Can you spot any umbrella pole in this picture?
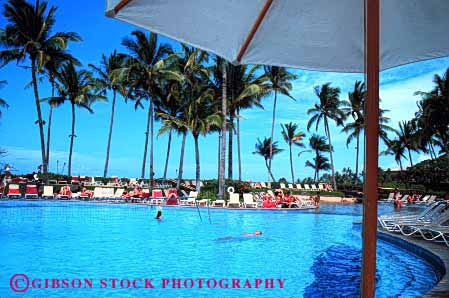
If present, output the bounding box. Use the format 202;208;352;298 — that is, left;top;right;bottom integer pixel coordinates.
361;0;380;297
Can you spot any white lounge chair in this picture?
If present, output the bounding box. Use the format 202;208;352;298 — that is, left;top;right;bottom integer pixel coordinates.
212;199;225;207
296;184;303;190
280;183;286;189
260;182;267;188
42;185;54;199
243;193;257;208
304;184;311;191
227;193;241;208
310;184;318;191
318;184;325;191
288;184;294;189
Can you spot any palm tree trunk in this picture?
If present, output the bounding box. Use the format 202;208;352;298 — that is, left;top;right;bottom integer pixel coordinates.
289;144;294;182
163;129;172;180
218;64;227;199
149;99;154;187
325;117;337;190
228;112;234;180
217;131;221;180
141;103;151;178
103;90;117;177
237;109;242;181
407;148;414;167
46;79;55;172
68;102;76;176
265;159;275;181
355;132;360;182
268;90;278;181
46;106;53;171
176;132;187;190
399;159;403;171
31;59;47;174
193;134;201;192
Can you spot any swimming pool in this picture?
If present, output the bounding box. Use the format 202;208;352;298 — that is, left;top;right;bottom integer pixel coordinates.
0;200;440;297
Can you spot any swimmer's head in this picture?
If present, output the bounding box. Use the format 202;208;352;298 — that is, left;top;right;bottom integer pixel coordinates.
255;230;262;235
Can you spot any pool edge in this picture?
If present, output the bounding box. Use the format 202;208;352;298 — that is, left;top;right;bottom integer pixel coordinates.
377;230;449;298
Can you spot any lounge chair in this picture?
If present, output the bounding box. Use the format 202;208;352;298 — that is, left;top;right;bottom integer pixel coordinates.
288;184;294;190
227;193;241;208
267;190;275;199
71;176;80;185
426;195;437;205
304;184;311;191
25;184;39;198
267;182;272;189
42;185;54;199
296;184;303;190
310;184;318;191
260;182;267;188
180;191;198;205
150;189;165;205
7;184;21;198
212;199;226;207
385;192;394;202
113;188;125;200
243;193;257;208
378;201;447;230
387;203;449;236
417;218;449;247
280;183;287;189
318;184;325;191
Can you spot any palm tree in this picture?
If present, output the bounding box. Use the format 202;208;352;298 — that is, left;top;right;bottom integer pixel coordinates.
0;80;9;119
253;137;283;181
382;138;407;171
397;120;419;167
51;62;104;176
155;80;184;180
262;66;298;180
414;67;449;155
305;153;331;181
281;122;305;182
225;63;268;180
43;49;80;172
307;83;345;190
0;0;81;175
308;134;330;181
89;50;126;177
342;81;395;181
209;56;227;198
120;30;176;182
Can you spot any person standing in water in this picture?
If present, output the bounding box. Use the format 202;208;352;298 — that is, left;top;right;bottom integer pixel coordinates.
155;206;162;220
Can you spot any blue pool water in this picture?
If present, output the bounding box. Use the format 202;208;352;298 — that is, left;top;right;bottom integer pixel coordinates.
0;200;440;297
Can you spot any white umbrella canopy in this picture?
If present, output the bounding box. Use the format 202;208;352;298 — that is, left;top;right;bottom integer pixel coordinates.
106;0;449;73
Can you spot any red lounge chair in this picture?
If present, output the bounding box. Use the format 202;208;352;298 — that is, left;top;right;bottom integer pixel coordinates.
7;184;21;198
25;185;38;198
150;189;164;204
71;176;80;184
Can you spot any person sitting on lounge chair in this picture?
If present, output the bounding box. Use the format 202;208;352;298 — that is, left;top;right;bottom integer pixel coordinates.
393;189;402;209
262;193;276;208
59;185;72;198
80;187;93;198
124;185;143;198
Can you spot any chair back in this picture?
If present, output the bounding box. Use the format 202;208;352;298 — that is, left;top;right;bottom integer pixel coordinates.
43;186;53;196
243;193;254;204
229;193;240;204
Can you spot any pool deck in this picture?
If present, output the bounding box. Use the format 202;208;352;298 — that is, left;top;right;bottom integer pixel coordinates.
378;230;449;298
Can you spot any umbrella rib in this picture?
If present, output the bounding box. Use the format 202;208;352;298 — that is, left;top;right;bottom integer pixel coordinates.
113;0;133;15
236;0;274;63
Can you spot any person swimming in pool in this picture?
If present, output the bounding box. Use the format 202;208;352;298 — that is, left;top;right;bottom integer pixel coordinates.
216;230;262;240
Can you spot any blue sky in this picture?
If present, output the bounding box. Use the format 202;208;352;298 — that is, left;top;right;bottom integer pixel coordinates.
0;0;448;181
